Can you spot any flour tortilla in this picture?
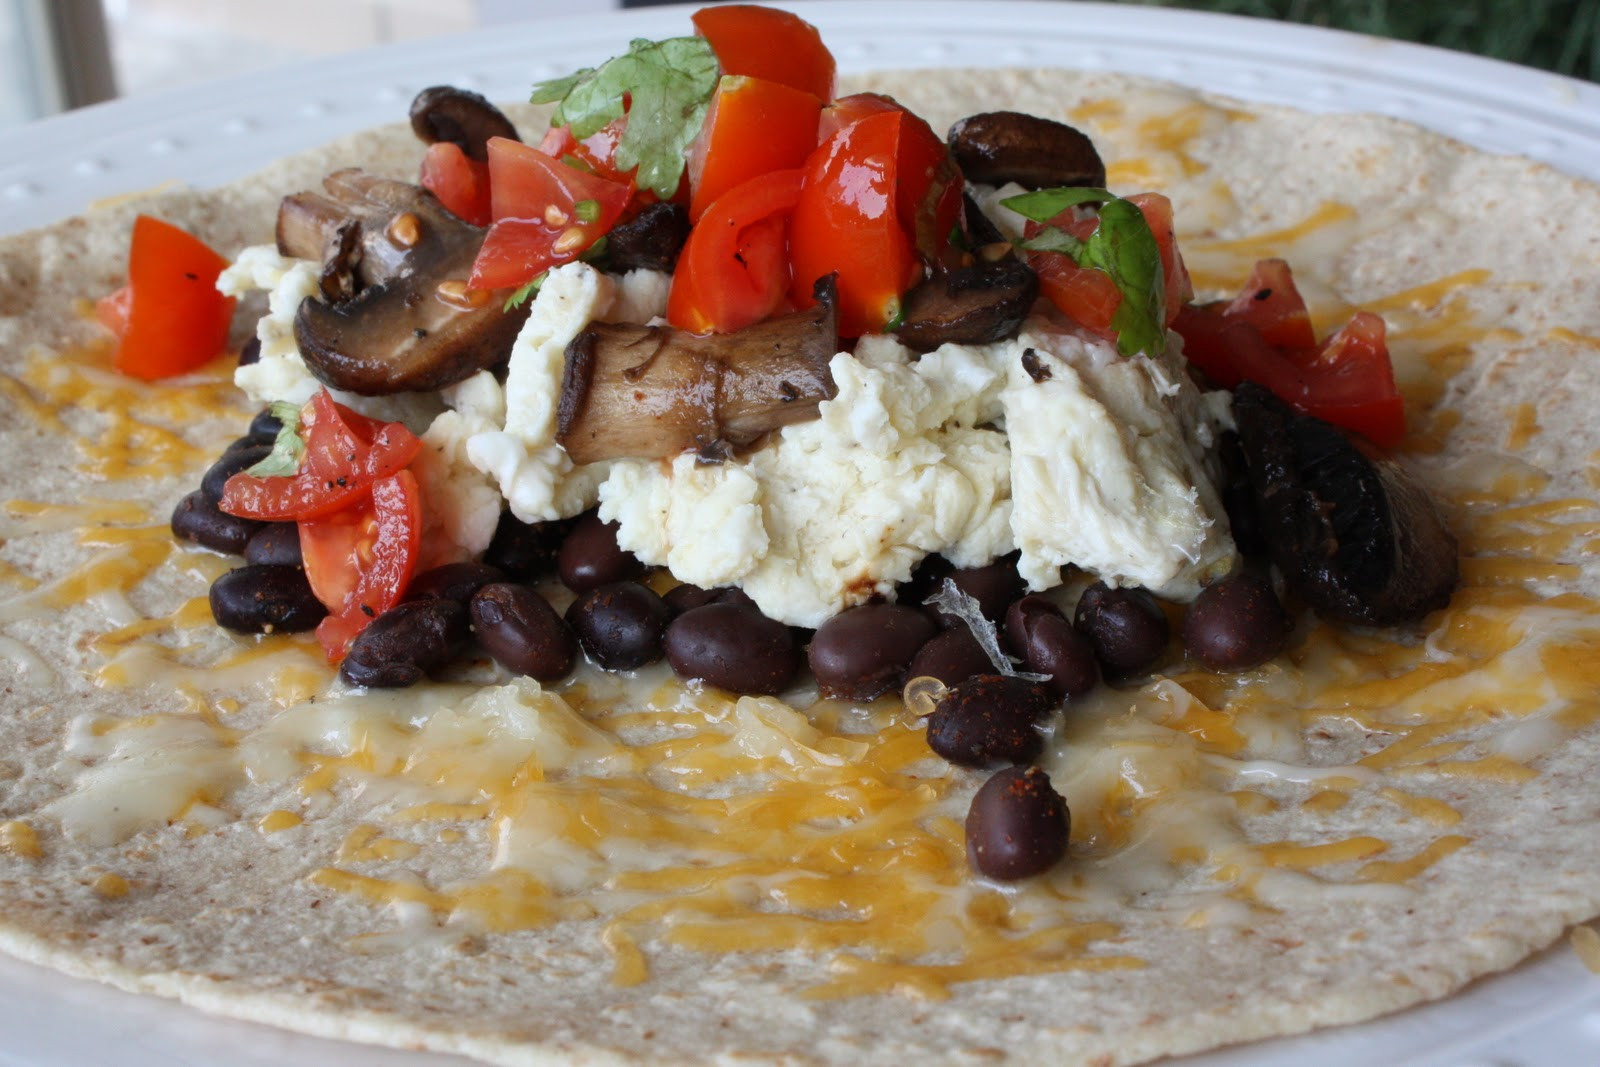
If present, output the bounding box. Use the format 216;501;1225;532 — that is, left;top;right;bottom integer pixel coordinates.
2;67;1600;1065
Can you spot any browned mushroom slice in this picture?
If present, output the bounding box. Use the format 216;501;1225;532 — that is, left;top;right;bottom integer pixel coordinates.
1232;382;1457;627
603;202;690;273
277;168;529;396
892;255;1039;352
558;280;840;466
277;169;443;288
948;112;1106;190
409;86;520;161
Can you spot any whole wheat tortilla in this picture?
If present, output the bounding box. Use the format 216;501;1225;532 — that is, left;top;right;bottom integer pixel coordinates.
1;67;1599;1066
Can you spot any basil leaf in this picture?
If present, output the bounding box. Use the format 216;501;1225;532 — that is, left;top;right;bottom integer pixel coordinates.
532;36;718;200
1078;198;1166;359
1001;186;1115;223
1006;187;1167;359
245;400;306;478
1019;228;1085;256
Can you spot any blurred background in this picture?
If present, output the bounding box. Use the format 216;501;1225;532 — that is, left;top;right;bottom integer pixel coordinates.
2;0;1597;128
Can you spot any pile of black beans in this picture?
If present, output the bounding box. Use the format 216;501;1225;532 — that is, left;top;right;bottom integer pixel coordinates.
177;409;1298;883
170;408;333;635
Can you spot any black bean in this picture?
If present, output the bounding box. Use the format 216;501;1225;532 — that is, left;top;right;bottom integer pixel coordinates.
407;561;507;605
565;581;670;671
172;490;263;554
201;443;273;503
664;602;799;695
557;512;645;593
662;583;756;617
340;598;469;688
942;554;1028;627
906;553;1027;628
966;765;1070;881
238;336;263;368
808;603;937;702
1074;582;1170;677
483;510;569;580
906;627;995;688
244;522;302;567
209;564;326;634
1182;572;1291;671
247;406;283;443
662;582;717;616
1006;595;1098;700
925;674;1054;768
470;582;576;681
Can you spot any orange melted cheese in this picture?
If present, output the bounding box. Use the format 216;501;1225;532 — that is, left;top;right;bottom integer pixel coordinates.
5;99;1600;1003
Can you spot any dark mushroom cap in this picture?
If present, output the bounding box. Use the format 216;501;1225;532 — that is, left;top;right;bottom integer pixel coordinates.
409;86;520;162
948;111;1106;190
892;255;1039;352
1232;382;1457;626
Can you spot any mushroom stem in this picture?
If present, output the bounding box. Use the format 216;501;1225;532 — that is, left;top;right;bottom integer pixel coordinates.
558;279;840;466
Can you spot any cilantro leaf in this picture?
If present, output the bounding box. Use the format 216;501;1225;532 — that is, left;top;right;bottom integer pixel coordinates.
245;400;306;478
530;37;718;200
1003;188;1166;359
503;275;544;312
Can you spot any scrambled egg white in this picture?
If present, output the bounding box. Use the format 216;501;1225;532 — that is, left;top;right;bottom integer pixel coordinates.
222;253;1235;626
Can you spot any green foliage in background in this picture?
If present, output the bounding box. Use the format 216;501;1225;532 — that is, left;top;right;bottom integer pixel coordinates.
1122;0;1600;80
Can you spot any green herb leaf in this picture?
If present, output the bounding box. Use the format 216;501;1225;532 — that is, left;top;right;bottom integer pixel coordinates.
1004;188;1166;359
1080;198;1166;359
1001;187;1115;223
245;400;306;478
531;36;718;200
1018;228;1085;257
504;275;545;311
573;198;601;225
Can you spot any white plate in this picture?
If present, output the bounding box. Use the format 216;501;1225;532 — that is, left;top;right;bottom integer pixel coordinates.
3;3;1599;1064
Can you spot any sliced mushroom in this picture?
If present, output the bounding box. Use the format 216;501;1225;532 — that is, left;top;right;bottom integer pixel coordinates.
1232;383;1457;627
558;279;840;466
277;168;528;396
603;201;690;274
409;86;520;161
892;255;1039;352
962;191;1008;248
948;112;1106;190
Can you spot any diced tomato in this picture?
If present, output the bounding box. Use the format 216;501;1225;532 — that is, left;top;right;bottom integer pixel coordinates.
419;142;492;226
1126;192;1192;324
1221;257;1314;349
219;390;423;522
1174;302;1404;447
789;111;923;337
98;215;236;380
306;469;423;662
1032;251;1122;340
469;136;633;290
692;4;836;102
669;168;803;334
687;75;821;222
819;94;964;265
